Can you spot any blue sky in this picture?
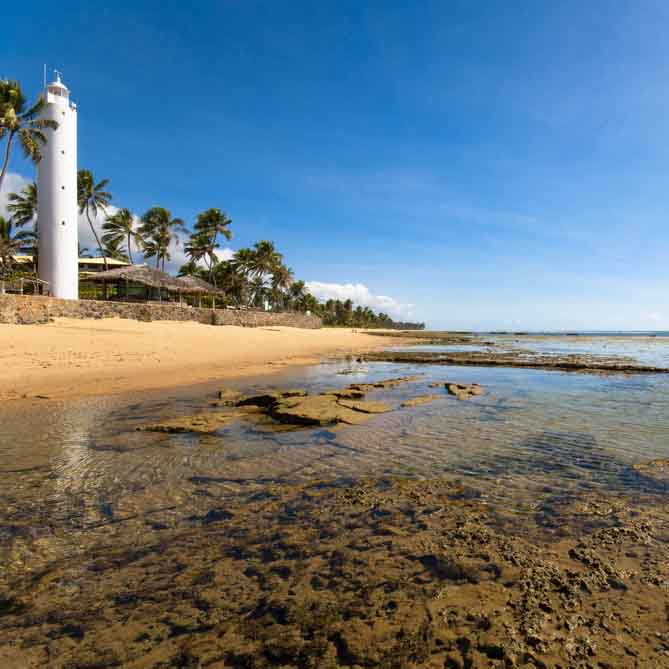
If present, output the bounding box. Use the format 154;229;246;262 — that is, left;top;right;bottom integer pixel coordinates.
3;0;669;329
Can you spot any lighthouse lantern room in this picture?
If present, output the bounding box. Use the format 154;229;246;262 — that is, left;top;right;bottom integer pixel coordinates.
37;71;78;299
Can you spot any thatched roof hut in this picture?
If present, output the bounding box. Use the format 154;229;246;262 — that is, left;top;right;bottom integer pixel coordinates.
175;275;225;296
87;264;182;291
85;264;223;304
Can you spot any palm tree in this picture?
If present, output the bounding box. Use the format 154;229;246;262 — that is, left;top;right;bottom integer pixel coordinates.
7;181;38;228
101;236;129;262
270;263;293;310
288;280;308;309
103;208;137;264
249;240;282;279
0;216;33;288
214;260;247;305
77;169;111;270
177;259;205;278
191;208;232;282
138;207;186;271
184;230;211;274
0;80;58;192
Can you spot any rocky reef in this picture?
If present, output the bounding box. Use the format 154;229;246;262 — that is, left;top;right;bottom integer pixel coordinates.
2;476;669;668
137;376;452;433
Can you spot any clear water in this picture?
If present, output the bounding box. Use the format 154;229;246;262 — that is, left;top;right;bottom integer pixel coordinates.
391;334;669;367
2;337;669;579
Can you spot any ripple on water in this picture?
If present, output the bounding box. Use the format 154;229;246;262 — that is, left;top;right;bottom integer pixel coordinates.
1;355;669;578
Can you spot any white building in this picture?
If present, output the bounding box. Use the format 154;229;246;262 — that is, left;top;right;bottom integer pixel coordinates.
37;72;78;299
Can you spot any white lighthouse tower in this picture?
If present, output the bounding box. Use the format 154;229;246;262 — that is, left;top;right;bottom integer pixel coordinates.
37;71;78;299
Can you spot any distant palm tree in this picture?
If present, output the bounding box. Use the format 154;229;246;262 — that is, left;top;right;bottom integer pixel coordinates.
249;240;282;279
0;80;58;192
177;259;205;278
214;260;247;305
103;208;137;264
7;181;37;228
0;216;33;285
191;208;232;283
77;169;111;270
270;263;293;310
101;236;129;262
184;231;211;273
139;207;185;271
288;280;308;310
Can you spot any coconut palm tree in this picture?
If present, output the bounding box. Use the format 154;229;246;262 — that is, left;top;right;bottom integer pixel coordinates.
288;280;308;309
187;209;233;284
0;80;58;192
177;259;205;278
6;181;38;229
0;216;34;288
270;263;293;310
184;230;211;274
214;260;247;305
101;236;129;262
249;240;282;279
102;208;137;264
139;207;186;271
77;169;111;270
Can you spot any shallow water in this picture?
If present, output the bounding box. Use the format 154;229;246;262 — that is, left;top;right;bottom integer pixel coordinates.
393;334;669;367
2;342;669;559
3;337;669;667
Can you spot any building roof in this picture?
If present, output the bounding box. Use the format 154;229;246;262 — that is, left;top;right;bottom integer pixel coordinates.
10;255;130;267
86;264;223;295
175;274;225;295
78;257;130;266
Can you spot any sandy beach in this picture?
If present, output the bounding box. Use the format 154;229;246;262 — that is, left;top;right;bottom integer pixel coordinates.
0;318;395;401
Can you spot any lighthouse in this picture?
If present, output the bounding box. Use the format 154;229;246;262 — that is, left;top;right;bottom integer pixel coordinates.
37;72;78;299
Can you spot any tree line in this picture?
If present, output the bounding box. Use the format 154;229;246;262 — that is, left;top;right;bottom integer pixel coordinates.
1;78;424;328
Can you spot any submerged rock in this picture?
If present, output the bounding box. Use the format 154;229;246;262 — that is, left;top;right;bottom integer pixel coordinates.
348;375;421;392
235;389;307;408
400;394;441;408
446;382;485;400
326;388;367;400
216;388;243;406
336;399;392;414
137;411;238;434
632;458;669;484
269;395;387;426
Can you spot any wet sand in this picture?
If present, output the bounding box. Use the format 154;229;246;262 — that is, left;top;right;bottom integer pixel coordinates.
0;318;401;401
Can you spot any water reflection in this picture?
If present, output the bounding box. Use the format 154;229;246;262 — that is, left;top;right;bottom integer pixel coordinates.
1;349;669;582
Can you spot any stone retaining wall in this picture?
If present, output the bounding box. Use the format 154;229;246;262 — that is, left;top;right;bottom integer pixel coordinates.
0;295;322;328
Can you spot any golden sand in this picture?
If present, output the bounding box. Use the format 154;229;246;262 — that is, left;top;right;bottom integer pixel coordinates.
0;318;391;401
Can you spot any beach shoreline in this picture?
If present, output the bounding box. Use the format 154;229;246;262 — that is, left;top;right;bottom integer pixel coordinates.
0;318;408;402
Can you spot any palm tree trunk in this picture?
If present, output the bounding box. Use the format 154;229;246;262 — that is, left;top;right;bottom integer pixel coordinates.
85;208;108;271
127;232;134;264
0;131;16;193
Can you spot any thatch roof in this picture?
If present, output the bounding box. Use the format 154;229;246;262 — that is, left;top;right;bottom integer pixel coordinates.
175;275;225;295
85;264;224;295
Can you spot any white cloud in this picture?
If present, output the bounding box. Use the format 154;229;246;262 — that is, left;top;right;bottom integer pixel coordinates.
305;280;414;319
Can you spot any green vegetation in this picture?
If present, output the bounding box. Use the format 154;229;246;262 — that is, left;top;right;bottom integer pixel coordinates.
0;80;57;192
102;208;136;263
77;169;111;270
1;77;424;329
0;216;33;283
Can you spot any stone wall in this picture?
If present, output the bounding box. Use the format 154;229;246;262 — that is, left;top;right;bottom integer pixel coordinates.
0;295;322;329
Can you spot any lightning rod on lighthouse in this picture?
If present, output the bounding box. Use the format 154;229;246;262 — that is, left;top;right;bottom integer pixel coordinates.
37;71;78;299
